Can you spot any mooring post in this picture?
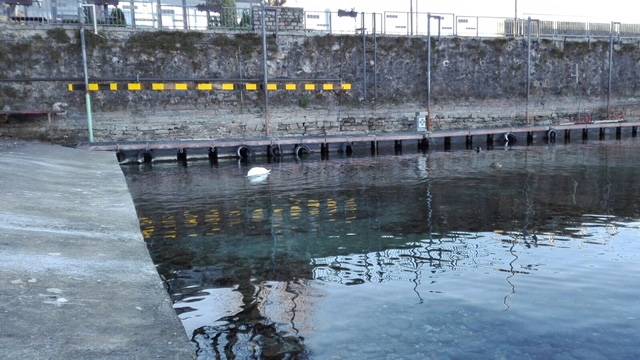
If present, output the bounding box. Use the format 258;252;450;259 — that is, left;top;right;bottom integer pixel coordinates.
526;131;533;144
346;144;353;156
444;136;451;150
465;135;473;149
599;128;606;140
616;127;622;139
208;147;218;163
632;126;638;137
394;140;402;154
582;128;588;141
177;148;187;163
487;134;494;147
143;151;152;163
564;129;571;143
116;150;126;163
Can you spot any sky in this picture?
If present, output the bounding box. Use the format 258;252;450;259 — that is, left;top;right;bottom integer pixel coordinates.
286;0;640;23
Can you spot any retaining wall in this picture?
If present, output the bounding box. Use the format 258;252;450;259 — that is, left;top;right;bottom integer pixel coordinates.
1;26;639;144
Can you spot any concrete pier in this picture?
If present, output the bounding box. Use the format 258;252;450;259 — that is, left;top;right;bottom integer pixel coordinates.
0;142;193;359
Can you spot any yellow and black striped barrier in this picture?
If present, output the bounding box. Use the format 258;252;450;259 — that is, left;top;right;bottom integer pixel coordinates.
67;82;352;92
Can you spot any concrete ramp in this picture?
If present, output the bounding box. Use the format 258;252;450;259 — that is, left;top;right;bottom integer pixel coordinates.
0;142;193;359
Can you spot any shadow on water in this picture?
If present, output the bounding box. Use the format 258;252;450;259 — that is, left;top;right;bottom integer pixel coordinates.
124;140;640;359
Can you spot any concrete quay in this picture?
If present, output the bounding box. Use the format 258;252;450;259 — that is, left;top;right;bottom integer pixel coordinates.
0;141;193;359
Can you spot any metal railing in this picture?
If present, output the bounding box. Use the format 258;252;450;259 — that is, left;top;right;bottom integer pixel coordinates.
4;2;640;39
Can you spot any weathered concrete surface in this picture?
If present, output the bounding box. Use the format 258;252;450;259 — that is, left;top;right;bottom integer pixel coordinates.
0;141;193;359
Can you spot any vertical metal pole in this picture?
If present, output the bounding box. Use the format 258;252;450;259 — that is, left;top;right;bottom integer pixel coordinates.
51;0;58;23
181;0;187;30
373;12;377;102
514;0;518;36
526;17;531;125
427;13;432;131
409;0;413;36
129;0;136;28
156;0;162;28
328;11;332;34
476;16;479;38
362;12;367;101
261;1;270;136
437;16;441;39
415;1;419;34
79;4;94;143
607;23;614;119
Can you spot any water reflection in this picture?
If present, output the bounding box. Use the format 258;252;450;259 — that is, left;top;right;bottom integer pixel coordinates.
124;141;640;359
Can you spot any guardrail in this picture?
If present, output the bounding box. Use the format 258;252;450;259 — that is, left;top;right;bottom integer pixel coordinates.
4;2;640;39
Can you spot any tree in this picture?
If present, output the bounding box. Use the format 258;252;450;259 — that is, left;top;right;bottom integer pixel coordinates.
110;8;126;26
197;0;237;28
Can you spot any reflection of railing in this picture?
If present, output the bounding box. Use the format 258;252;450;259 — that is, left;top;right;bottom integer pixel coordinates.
6;2;640;39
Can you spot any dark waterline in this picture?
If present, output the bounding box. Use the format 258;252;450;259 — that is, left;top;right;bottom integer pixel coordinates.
123;140;640;359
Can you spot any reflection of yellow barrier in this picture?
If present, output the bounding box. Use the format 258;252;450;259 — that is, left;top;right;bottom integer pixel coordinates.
141;197;364;240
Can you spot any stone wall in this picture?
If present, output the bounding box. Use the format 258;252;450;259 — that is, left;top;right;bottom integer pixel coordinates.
1;25;640;144
252;6;304;32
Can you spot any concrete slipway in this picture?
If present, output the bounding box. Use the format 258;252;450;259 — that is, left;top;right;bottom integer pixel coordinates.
0;141;193;359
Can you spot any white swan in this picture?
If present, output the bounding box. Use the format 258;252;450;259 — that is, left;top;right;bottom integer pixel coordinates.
247;167;271;177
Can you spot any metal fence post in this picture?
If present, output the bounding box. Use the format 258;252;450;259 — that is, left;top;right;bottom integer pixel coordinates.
328;11;332;34
476;16;479;38
156;0;162;28
130;0;136;28
410;0;413;36
526;17;532;125
182;0;187;30
51;0;58;23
